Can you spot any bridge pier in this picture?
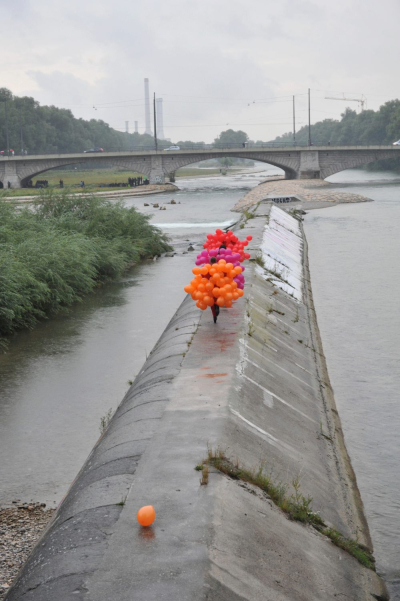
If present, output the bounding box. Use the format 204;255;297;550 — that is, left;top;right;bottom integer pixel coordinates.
299;151;321;179
149;155;165;184
3;161;22;188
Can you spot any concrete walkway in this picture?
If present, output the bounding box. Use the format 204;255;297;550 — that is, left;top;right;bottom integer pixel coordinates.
6;203;387;600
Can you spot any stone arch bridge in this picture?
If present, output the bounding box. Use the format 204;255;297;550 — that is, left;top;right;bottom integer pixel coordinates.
0;146;399;187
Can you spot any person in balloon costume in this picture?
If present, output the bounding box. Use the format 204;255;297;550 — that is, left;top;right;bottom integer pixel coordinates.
184;229;252;323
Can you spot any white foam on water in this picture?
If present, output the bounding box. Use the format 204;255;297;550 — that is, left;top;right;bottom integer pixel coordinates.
153;220;236;229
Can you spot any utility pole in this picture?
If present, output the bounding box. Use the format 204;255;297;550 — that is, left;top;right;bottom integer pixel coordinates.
20;105;24;153
293;95;296;145
308;88;311;147
153;93;158;151
5;102;9;156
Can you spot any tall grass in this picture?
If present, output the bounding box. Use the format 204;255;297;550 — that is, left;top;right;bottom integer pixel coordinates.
0;192;172;346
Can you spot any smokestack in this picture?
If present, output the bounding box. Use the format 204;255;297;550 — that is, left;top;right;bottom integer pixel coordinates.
156;98;165;140
144;78;152;135
134;121;138;133
125;121;129;134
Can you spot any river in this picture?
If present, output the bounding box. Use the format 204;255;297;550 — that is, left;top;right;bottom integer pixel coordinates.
0;166;276;509
0;165;398;597
304;169;400;599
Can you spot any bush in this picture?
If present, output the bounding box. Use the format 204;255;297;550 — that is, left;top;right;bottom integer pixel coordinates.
0;193;172;346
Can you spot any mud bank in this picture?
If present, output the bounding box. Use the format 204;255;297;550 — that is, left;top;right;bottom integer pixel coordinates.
5;203;387;600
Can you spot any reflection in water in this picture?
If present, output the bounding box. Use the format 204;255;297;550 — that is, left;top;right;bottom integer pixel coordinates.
305;169;400;597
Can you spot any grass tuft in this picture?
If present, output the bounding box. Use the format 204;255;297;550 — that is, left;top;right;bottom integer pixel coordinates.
201;450;375;570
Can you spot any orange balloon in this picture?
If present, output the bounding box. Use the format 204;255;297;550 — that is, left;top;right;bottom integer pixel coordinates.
216;297;225;307
192;267;201;275
225;300;233;308
237;289;244;297
232;292;239;300
225;292;233;301
184;285;194;294
137;505;156;527
205;282;213;292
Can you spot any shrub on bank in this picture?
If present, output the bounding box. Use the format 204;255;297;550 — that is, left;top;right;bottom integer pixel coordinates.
0;193;172;346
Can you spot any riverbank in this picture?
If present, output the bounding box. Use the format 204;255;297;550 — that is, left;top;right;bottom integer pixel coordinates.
0;194;172;348
0;505;54;598
234;178;373;211
3;183;178;203
5;201;386;600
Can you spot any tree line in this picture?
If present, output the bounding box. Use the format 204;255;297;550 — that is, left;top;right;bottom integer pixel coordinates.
0;88;157;154
270;101;400;171
0;86;398;170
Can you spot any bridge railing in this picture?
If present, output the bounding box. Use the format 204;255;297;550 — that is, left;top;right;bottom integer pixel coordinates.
1;143;399;157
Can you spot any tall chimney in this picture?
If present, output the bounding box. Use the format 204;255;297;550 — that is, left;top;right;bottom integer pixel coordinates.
144;78;152;135
134;121;138;133
125;121;129;134
156;98;165;140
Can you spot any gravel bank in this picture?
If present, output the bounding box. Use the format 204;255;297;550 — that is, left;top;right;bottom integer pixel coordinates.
234;178;372;211
0;504;54;600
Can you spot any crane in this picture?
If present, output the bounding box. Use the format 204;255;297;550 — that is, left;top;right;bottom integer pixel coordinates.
325;95;366;111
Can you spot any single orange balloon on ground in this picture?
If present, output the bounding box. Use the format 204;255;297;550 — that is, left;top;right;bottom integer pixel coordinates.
137;505;156;527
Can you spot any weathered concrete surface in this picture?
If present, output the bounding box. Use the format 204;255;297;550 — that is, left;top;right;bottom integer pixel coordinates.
5;204;387;600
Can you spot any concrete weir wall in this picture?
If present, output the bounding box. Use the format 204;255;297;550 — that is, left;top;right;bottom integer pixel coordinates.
6;203;387;601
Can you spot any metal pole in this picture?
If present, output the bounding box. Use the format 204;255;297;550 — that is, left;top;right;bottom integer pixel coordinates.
153;93;158;151
308;88;311;147
5;102;9;156
20;105;24;153
293;95;296;145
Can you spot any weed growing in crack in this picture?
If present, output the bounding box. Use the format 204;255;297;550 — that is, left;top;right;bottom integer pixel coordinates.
199;450;376;570
200;464;209;485
253;255;265;268
99;408;114;434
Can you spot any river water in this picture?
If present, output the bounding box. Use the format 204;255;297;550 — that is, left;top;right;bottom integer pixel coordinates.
1;165;398;596
304;169;400;598
0;166;276;508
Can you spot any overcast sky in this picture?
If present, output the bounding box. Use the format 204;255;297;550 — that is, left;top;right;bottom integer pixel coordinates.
2;0;399;142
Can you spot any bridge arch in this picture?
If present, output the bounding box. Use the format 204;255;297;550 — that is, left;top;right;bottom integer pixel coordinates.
319;150;397;179
161;152;299;180
12;157;152;188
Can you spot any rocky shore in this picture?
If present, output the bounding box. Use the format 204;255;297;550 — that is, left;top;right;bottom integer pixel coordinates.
0;504;54;600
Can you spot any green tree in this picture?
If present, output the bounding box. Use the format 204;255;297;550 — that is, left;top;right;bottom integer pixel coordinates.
214;129;249;147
